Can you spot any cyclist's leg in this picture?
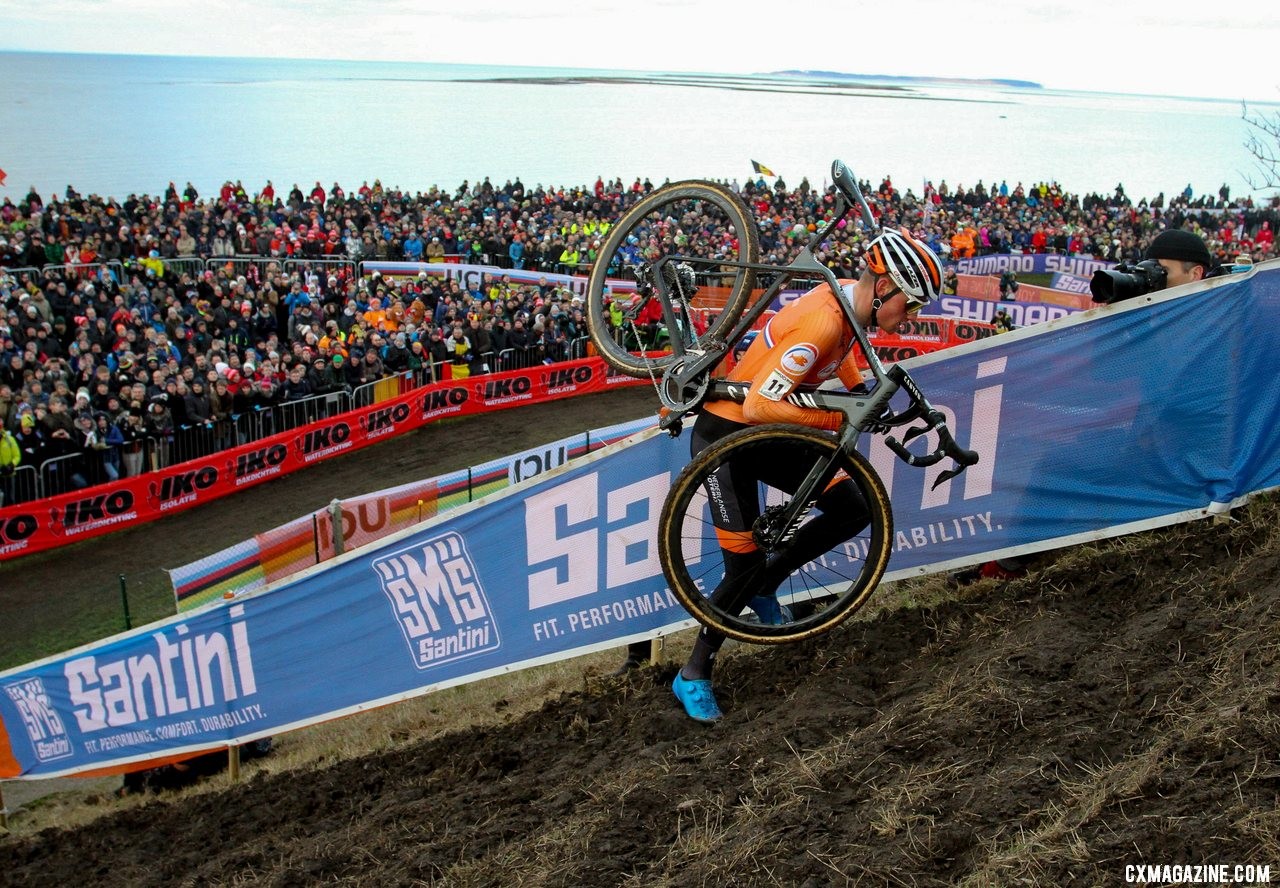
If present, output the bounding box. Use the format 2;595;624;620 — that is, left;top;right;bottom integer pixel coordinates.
757;478;871;590
679;415;770;681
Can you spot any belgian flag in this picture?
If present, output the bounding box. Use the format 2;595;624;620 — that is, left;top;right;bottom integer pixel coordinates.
750;160;775;177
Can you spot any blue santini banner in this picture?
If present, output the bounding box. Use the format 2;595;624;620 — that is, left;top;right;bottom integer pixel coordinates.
3;262;1277;777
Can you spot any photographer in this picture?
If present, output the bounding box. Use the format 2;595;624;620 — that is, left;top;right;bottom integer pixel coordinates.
1090;229;1213;304
1144;229;1213;288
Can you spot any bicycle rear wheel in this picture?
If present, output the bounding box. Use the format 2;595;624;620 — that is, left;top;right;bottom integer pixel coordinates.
586;181;759;379
659;424;893;644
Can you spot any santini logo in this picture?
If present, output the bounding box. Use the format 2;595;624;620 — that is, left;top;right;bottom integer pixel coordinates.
4;677;74;762
373;532;501;670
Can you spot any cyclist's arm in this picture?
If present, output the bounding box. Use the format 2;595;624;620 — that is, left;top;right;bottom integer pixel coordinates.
740;317;846;432
835;352;868;392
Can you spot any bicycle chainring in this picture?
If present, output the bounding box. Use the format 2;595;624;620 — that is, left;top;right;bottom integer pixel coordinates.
657;361;709;414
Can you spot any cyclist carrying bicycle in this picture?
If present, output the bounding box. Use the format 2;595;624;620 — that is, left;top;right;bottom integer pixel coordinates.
669;227;945;722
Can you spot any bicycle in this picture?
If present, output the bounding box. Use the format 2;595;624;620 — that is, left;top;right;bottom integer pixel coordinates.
586;160;979;644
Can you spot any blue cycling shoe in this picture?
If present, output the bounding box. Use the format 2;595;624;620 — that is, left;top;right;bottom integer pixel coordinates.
672;673;722;723
748;595;793;625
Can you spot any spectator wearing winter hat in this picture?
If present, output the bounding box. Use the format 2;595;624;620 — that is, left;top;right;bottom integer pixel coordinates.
184;378;212;424
1144;229;1215;287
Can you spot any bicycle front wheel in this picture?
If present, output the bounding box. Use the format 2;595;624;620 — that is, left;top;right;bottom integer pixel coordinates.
586;181;759;379
659;424;893;644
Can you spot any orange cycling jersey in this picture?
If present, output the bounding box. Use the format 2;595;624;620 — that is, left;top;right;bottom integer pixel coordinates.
704;280;865;432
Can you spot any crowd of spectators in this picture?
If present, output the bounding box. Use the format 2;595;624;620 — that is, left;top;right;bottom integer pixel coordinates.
1;172;1277;506
728;173;1277;276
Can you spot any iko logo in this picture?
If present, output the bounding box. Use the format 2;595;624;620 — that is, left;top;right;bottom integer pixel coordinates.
542;366;593;390
234;444;287;481
298;422;351;456
373;532;501;670
149;466;218;510
481;377;531;402
874;345;923;362
5;678;73;762
57;491;136;531
901;318;943;338
604;364;635;385
361;403;411;437
420;386;468;417
0;514;38;544
296;422;354;464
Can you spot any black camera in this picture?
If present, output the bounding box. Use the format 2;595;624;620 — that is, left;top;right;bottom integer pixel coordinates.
1090;259;1168;304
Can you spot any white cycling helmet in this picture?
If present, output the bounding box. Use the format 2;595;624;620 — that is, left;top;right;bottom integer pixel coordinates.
864;228;943;308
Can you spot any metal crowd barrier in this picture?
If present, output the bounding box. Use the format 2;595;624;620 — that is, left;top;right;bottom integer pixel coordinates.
206;255;280;283
492;340;589;370
285;258;356;290
496;346;542;372
61;261;125;283
229;391;354;448
158;257;206;280
0;266;43;286
35;451;119;497
351;372;412;410
0;466;39;508
170;421;220;464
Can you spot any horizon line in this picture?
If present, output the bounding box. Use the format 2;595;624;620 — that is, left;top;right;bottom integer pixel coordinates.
0;48;1270;106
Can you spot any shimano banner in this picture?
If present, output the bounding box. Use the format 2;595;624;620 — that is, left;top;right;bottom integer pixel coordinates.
920;294;1084;327
3;262;1277;778
953;253;1116;276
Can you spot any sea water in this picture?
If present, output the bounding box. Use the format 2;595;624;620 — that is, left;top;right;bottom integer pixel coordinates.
0;51;1271;205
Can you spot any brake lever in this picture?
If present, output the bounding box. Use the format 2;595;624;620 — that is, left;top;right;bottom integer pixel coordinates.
931;464;967;490
901;423;929;444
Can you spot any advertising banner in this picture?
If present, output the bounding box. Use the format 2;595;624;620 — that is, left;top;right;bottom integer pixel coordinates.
956;274;1095;309
169;416;654;611
0;430;696;778
3;263;1277;778
954;253;1116;277
361;261;641;299
1048;272;1095;296
0;357;645;562
857;316;999;367
920;294;1084;328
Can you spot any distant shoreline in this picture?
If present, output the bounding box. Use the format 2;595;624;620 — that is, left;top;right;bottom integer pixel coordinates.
466;74;1012;105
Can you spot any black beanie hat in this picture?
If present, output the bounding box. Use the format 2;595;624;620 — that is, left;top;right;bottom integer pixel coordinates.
1146;230;1212;268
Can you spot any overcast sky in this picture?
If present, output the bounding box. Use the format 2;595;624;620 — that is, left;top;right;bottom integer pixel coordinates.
1;0;1277;102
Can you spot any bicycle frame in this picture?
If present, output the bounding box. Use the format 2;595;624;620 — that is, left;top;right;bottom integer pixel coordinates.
643;162;893;406
626;160;976;545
